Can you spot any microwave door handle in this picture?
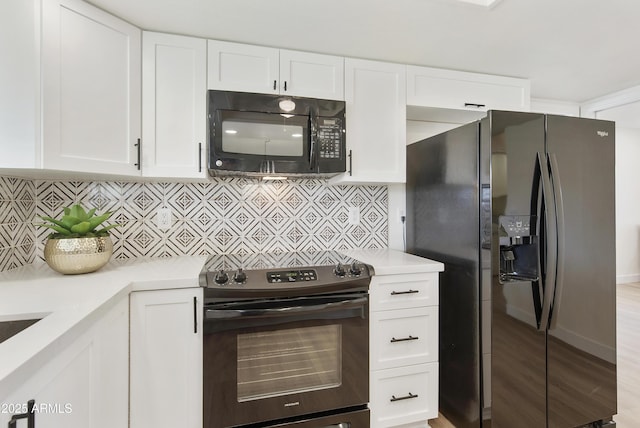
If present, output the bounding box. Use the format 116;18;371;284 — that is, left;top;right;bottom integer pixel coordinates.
309;116;317;170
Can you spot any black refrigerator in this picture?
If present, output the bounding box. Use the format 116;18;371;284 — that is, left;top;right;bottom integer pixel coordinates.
406;111;617;428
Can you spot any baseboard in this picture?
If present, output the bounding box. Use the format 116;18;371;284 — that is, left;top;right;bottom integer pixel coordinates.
617;273;640;284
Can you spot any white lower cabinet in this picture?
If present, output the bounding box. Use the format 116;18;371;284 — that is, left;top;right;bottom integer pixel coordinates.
130;287;203;428
369;273;439;428
0;297;129;428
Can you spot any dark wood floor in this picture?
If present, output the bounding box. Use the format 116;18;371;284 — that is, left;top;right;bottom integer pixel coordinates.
429;282;640;428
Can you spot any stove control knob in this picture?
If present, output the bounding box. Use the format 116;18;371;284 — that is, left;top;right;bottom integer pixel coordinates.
349;262;362;276
214;269;229;285
334;262;346;277
233;268;247;283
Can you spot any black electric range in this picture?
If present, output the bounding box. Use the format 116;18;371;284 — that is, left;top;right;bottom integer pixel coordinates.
199;250;374;301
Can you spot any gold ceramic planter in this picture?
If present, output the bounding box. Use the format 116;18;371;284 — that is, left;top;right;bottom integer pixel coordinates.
44;236;113;275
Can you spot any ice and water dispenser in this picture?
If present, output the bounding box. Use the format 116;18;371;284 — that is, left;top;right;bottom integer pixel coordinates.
498;215;539;283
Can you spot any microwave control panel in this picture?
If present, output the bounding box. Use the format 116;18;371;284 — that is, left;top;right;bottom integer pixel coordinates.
318;118;343;159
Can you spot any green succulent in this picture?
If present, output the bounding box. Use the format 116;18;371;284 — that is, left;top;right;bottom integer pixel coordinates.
39;204;119;239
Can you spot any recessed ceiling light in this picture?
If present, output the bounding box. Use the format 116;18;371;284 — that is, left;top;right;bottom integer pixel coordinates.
291;133;302;138
225;129;237;134
445;0;503;8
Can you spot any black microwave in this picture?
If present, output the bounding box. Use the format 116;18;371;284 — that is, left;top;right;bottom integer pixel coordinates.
208;90;346;178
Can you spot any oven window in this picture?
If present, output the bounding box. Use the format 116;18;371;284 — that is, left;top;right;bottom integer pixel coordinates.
237;325;341;402
220;111;307;157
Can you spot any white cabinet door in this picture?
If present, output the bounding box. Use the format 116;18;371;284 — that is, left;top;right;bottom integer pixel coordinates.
370;273;439;311
370;306;438;370
42;0;141;175
279;50;344;100
0;297;128;428
207;41;344;100
130;288;203;428
330;59;406;184
370;363;438;428
142;32;207;178
0;0;41;168
407;65;531;112
207;40;279;94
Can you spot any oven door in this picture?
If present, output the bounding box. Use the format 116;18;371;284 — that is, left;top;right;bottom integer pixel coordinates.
203;293;369;428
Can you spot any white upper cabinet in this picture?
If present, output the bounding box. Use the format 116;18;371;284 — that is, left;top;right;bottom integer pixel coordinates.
407;65;530;112
142;32;207;178
0;0;41;169
207;40;279;94
42;0;141;175
279;50;344;100
330;59;406;185
208;40;344;100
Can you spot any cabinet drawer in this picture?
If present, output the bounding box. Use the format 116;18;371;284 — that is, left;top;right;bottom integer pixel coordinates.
370;363;438;428
370;273;438;311
371;306;437;369
407;65;530;112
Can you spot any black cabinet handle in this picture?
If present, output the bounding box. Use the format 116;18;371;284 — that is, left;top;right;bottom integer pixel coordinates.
390;392;419;402
390;335;419;343
193;296;198;334
464;102;486;109
8;399;35;428
134;138;141;170
348;150;353;176
273;80;277;90
390;289;419;295
284;81;287;91
198;142;202;173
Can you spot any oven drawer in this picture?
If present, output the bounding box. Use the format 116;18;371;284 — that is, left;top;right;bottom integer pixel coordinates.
371;306;437;370
370;363;438;428
268;407;370;427
370;273;438;311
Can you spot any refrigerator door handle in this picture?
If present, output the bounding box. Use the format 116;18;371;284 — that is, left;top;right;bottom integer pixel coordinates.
537;152;557;332
548;153;565;329
531;154;545;328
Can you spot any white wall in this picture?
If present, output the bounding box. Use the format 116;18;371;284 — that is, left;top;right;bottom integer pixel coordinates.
593;101;640;284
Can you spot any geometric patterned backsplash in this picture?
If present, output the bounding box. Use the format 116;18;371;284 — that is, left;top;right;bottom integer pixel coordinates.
0;177;36;271
0;175;388;271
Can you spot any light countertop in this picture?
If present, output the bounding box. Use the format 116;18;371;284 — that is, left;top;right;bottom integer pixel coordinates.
0;256;207;398
341;248;444;275
0;249;442;398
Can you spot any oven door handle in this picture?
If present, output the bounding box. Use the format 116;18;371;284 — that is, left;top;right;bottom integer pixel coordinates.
205;296;368;320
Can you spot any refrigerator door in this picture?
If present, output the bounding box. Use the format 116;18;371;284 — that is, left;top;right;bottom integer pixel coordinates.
545;115;617;427
488;111;547;428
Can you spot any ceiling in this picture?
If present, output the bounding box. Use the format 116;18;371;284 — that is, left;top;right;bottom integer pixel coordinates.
88;0;640;103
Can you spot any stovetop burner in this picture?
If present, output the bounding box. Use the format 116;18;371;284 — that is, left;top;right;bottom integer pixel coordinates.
200;250;373;301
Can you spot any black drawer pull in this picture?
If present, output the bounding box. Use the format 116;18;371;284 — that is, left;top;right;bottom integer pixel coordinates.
390;335;419;343
390;392;419;402
390;289;419;295
8;399;35;428
464;102;486;108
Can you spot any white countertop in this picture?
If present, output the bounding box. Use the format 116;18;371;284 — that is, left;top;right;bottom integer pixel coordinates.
0;256;207;398
0;249;442;398
341;248;444;275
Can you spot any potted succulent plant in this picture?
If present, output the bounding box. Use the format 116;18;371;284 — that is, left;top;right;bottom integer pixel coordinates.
39;204;119;274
